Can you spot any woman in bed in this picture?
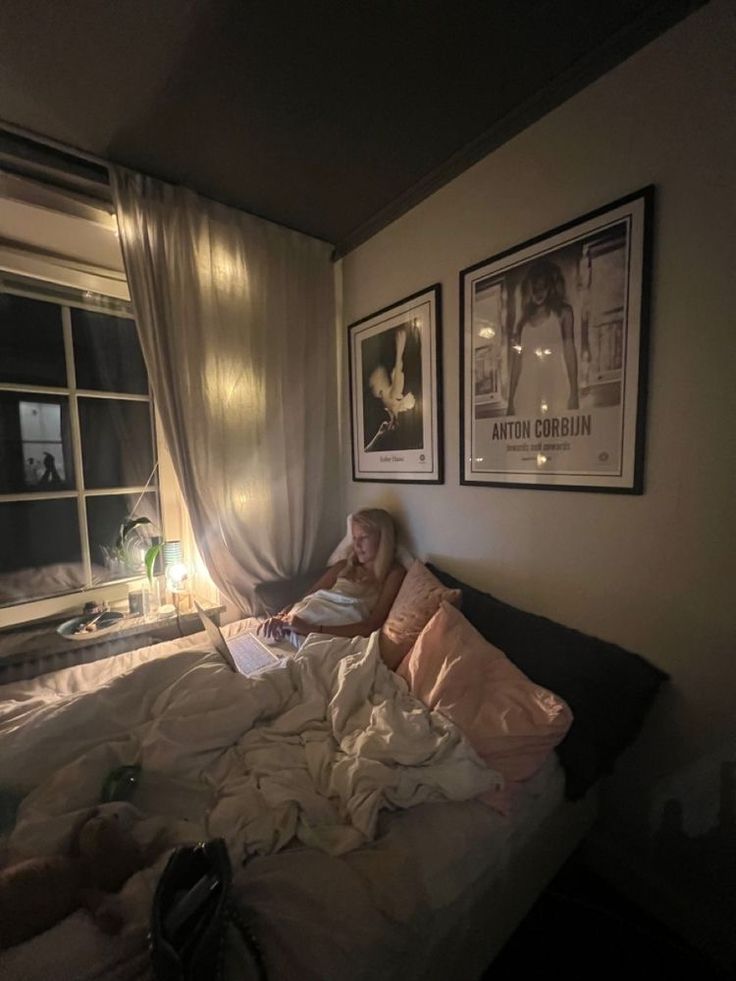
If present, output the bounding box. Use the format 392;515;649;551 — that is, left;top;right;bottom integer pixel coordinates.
259;508;405;644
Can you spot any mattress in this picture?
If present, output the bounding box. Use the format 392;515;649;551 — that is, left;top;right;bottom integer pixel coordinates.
0;562;109;608
0;763;595;981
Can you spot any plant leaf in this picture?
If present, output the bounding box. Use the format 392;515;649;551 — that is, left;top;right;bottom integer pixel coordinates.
116;516;152;550
144;543;163;584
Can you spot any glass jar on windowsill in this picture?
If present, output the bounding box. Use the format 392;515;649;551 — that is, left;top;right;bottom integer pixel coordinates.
126;575;166;621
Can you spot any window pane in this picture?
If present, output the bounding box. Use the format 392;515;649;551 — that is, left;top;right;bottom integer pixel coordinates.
0;392;75;493
0;293;66;387
72;309;148;394
78;398;154;489
87;492;159;583
0;499;83;605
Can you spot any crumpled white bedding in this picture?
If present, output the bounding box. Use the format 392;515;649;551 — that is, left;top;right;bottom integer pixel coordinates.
0;761;568;981
1;627;499;861
0;622;573;981
290;576;377;628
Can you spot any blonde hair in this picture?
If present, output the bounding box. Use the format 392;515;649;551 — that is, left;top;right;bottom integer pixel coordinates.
343;508;396;585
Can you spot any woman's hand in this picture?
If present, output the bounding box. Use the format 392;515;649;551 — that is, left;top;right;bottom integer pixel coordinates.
258;616;288;640
259;613;316;639
284;614;313;636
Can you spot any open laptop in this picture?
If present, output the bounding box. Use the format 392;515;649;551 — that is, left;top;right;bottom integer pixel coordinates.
194;601;286;676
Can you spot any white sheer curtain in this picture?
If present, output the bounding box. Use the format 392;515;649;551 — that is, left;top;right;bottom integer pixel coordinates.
111;168;341;613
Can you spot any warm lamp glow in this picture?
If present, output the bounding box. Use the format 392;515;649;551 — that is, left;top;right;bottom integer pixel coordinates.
163;540;188;593
167;562;188;586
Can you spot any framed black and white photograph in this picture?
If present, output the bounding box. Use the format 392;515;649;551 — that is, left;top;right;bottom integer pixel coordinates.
349;284;443;483
460;186;653;493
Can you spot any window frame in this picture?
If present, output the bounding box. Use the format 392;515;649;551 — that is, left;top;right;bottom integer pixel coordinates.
0;277;161;609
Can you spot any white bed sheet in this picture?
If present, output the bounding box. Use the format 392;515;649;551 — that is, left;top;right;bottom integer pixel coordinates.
232;755;581;981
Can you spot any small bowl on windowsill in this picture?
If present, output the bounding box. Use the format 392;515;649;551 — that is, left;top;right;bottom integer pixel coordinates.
57;610;124;640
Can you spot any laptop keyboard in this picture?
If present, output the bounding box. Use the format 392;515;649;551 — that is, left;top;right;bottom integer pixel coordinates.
227;634;280;676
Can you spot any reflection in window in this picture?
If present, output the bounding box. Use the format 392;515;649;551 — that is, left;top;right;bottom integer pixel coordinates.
72;309;148;395
87;491;159;584
20;400;65;486
0;499;83;605
78;398;154;489
0;392;74;494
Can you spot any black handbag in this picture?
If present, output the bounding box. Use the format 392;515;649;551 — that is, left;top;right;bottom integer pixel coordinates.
150;838;266;981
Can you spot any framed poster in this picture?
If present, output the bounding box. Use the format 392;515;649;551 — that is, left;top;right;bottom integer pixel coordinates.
460;186;653;493
349;284;443;483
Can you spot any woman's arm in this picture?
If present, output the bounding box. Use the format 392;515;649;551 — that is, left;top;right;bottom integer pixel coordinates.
560;304;579;410
287;564;406;639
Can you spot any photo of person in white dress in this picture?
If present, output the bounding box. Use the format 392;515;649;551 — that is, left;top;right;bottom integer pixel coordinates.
506;258;580;417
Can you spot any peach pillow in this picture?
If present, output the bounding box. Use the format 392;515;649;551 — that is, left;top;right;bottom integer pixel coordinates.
380;561;461;669
397;601;572;814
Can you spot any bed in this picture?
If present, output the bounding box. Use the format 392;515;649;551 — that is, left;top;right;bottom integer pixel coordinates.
0;563;666;981
0;562;109;608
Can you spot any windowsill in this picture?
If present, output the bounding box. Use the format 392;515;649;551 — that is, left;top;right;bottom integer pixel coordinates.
0;597;226;666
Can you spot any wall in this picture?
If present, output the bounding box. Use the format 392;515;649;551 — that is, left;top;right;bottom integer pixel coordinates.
340;0;735;964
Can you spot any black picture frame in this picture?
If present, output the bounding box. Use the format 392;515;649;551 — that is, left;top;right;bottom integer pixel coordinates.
460;186;653;493
348;283;443;484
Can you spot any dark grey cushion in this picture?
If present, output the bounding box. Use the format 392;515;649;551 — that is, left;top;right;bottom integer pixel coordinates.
427;563;668;799
254;569;324;616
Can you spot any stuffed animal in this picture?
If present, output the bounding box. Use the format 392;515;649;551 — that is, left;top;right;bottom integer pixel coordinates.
0;810;149;949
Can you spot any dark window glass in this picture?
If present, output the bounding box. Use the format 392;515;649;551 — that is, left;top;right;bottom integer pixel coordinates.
0;293;66;387
87;491;159;583
0;499;82;604
78;398;154;489
72;309;148;394
0;392;75;493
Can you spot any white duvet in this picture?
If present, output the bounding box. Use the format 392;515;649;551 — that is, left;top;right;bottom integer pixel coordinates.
0;627;577;981
1;631;500;865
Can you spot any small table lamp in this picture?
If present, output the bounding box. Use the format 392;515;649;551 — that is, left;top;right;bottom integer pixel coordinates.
163;540;189;603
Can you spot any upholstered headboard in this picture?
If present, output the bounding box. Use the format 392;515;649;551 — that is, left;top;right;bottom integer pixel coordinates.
427;563;669;800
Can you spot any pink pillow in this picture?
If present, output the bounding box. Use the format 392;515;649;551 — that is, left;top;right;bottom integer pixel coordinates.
397;601;572;814
380;561;461;669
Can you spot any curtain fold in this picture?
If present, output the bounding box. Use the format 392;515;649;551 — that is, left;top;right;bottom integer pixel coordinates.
111;168;341;613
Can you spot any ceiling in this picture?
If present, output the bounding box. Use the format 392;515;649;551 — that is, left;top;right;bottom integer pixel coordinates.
0;0;703;253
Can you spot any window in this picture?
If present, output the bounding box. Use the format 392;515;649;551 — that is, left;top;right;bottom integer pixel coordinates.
0;276;160;607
